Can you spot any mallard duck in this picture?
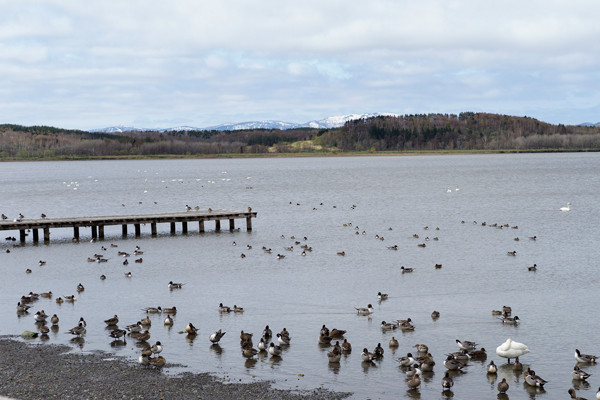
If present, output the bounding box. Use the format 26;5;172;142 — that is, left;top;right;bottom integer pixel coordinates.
497;377;509;393
355;304;373;316
575;349;598;363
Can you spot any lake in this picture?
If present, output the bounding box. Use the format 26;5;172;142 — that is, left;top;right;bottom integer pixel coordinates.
1;153;599;399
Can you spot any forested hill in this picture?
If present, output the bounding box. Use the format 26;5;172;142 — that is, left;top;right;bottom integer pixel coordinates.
1;112;600;159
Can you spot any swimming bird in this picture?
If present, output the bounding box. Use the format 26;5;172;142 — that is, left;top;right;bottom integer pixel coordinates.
470;347;487;361
233;305;244;313
441;372;454;390
355;304;373;315
163;315;173;326
64;295;76;303
218;303;231;313
507;250;517;256
268;342;282;357
414;343;428;353
377;291;388;300
162;306;177;314
124;272;132;278
341;339;352;353
401;266;414;272
185;322;198;335
109;329;127;340
257;337;268;351
524;369;547;388
569;388;588;400
501;315;520;325
317;333;332;345
561;202;572;212
406;373;421;389
361;348;374;362
143;306;162;313
76;283;84;292
240;330;253;343
168;281;184;289
496;338;529;362
572;365;592;381
34;311;47;322
50;314;59;325
262;325;272;340
444;355;466;371
528;264;537;271
372;343;384;360
16;302;31;312
126;321;143;333
242;344;258;358
327;347;342;363
398;353;415;367
596;386;600;400
208;329;225;344
329;328;346;338
575;349;598;363
456;339;478;351
431;310;440;319
487;360;497;374
104;314;119;326
389;337;399;347
381;321;397;331
497;377;509;393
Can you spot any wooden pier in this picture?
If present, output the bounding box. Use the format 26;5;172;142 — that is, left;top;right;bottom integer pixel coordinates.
0;209;256;244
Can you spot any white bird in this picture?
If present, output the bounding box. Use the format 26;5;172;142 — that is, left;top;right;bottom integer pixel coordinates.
487;360;497;374
355;304;373;316
560;202;572;212
496;338;530;362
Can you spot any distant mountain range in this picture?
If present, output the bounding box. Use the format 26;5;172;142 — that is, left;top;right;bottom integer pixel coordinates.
89;113;400;133
578;122;600;127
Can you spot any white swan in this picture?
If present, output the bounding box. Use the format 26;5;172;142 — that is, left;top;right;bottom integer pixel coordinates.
560;202;571;212
496;338;530;362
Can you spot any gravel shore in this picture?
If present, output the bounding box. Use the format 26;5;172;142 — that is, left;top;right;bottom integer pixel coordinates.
0;336;351;400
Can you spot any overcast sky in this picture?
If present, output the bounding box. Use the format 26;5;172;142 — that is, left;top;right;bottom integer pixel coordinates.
1;1;599;130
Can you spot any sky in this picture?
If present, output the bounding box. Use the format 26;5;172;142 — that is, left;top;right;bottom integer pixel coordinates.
1;0;599;130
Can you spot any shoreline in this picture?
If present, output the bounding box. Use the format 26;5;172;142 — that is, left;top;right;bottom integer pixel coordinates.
0;336;351;400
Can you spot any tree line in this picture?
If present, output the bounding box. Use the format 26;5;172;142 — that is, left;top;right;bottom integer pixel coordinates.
1;113;600;159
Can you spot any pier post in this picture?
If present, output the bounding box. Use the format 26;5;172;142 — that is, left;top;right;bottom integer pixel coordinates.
91;226;97;239
199;220;205;233
134;224;141;237
229;218;235;231
182;221;188;234
151;223;157;236
215;220;221;232
73;226;80;241
19;229;26;243
44;228;50;243
99;225;104;239
170;222;176;235
32;229;39;243
122;224;128;237
246;216;253;232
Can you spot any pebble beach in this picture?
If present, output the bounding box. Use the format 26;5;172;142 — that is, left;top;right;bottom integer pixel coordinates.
0;337;350;400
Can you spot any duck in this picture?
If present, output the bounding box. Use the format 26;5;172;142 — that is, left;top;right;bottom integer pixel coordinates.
340;338;352;353
397;353;415;367
528;264;537;271
76;283;84;292
124;272;132;278
50;314;59;325
355;304;373;315
104;314;119;326
257;337;268;351
40;291;52;298
381;321;397;331
140;316;151;326
143;306;162;314
317;334;332;345
400;266;414;272
109;329;127;340
163;315;173;326
524;369;547;388
377;291;388;300
399;320;415;331
497;377;509;393
572;365;592;381
502;315;520;325
495;338;529;362
218;303;231;313
68;324;86;337
414;343;428;353
185;322;198;335
327;347;342;363
278;333;291;345
100;275;106;280
431;310;440;319
262;325;272;340
502;305;512;315
16;302;31;312
441;372;454;390
168;281;184;289
568;388;588;400
126;321;143;333
240;330;253;343
389;337;399;348
208;329;226;344
329;328;346;338
470;347;487;361
138;354;150;366
406;373;421;389
34;311;47;322
487;360;497;374
150;341;163;354
242;344;258;359
162;306;177;314
596;387;600;400
64;295;76;303
444;355;467;371
233;305;244;313
372;343;384;360
507;251;517;256
132;330;151;342
575;349;598;363
361;348;374;362
561;202;572;212
447;350;470;364
268;342;282;357
148;356;166;368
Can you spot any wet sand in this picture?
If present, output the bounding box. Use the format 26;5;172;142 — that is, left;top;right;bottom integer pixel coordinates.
0;336;350;400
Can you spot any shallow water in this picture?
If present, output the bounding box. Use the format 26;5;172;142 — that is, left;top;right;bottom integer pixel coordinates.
1;154;599;399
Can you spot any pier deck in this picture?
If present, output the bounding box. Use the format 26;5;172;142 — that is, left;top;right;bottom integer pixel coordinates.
0;209;256;243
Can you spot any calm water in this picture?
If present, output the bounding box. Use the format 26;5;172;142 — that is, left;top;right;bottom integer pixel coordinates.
1;154;599;399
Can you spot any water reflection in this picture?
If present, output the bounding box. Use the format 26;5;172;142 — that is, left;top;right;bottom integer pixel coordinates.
70;337;85;348
209;344;223;356
441;389;454;398
497;394;509;400
244;358;257;369
405;388;421;399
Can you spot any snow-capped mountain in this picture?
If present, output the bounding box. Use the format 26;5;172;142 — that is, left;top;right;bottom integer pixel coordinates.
90;113;399;133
